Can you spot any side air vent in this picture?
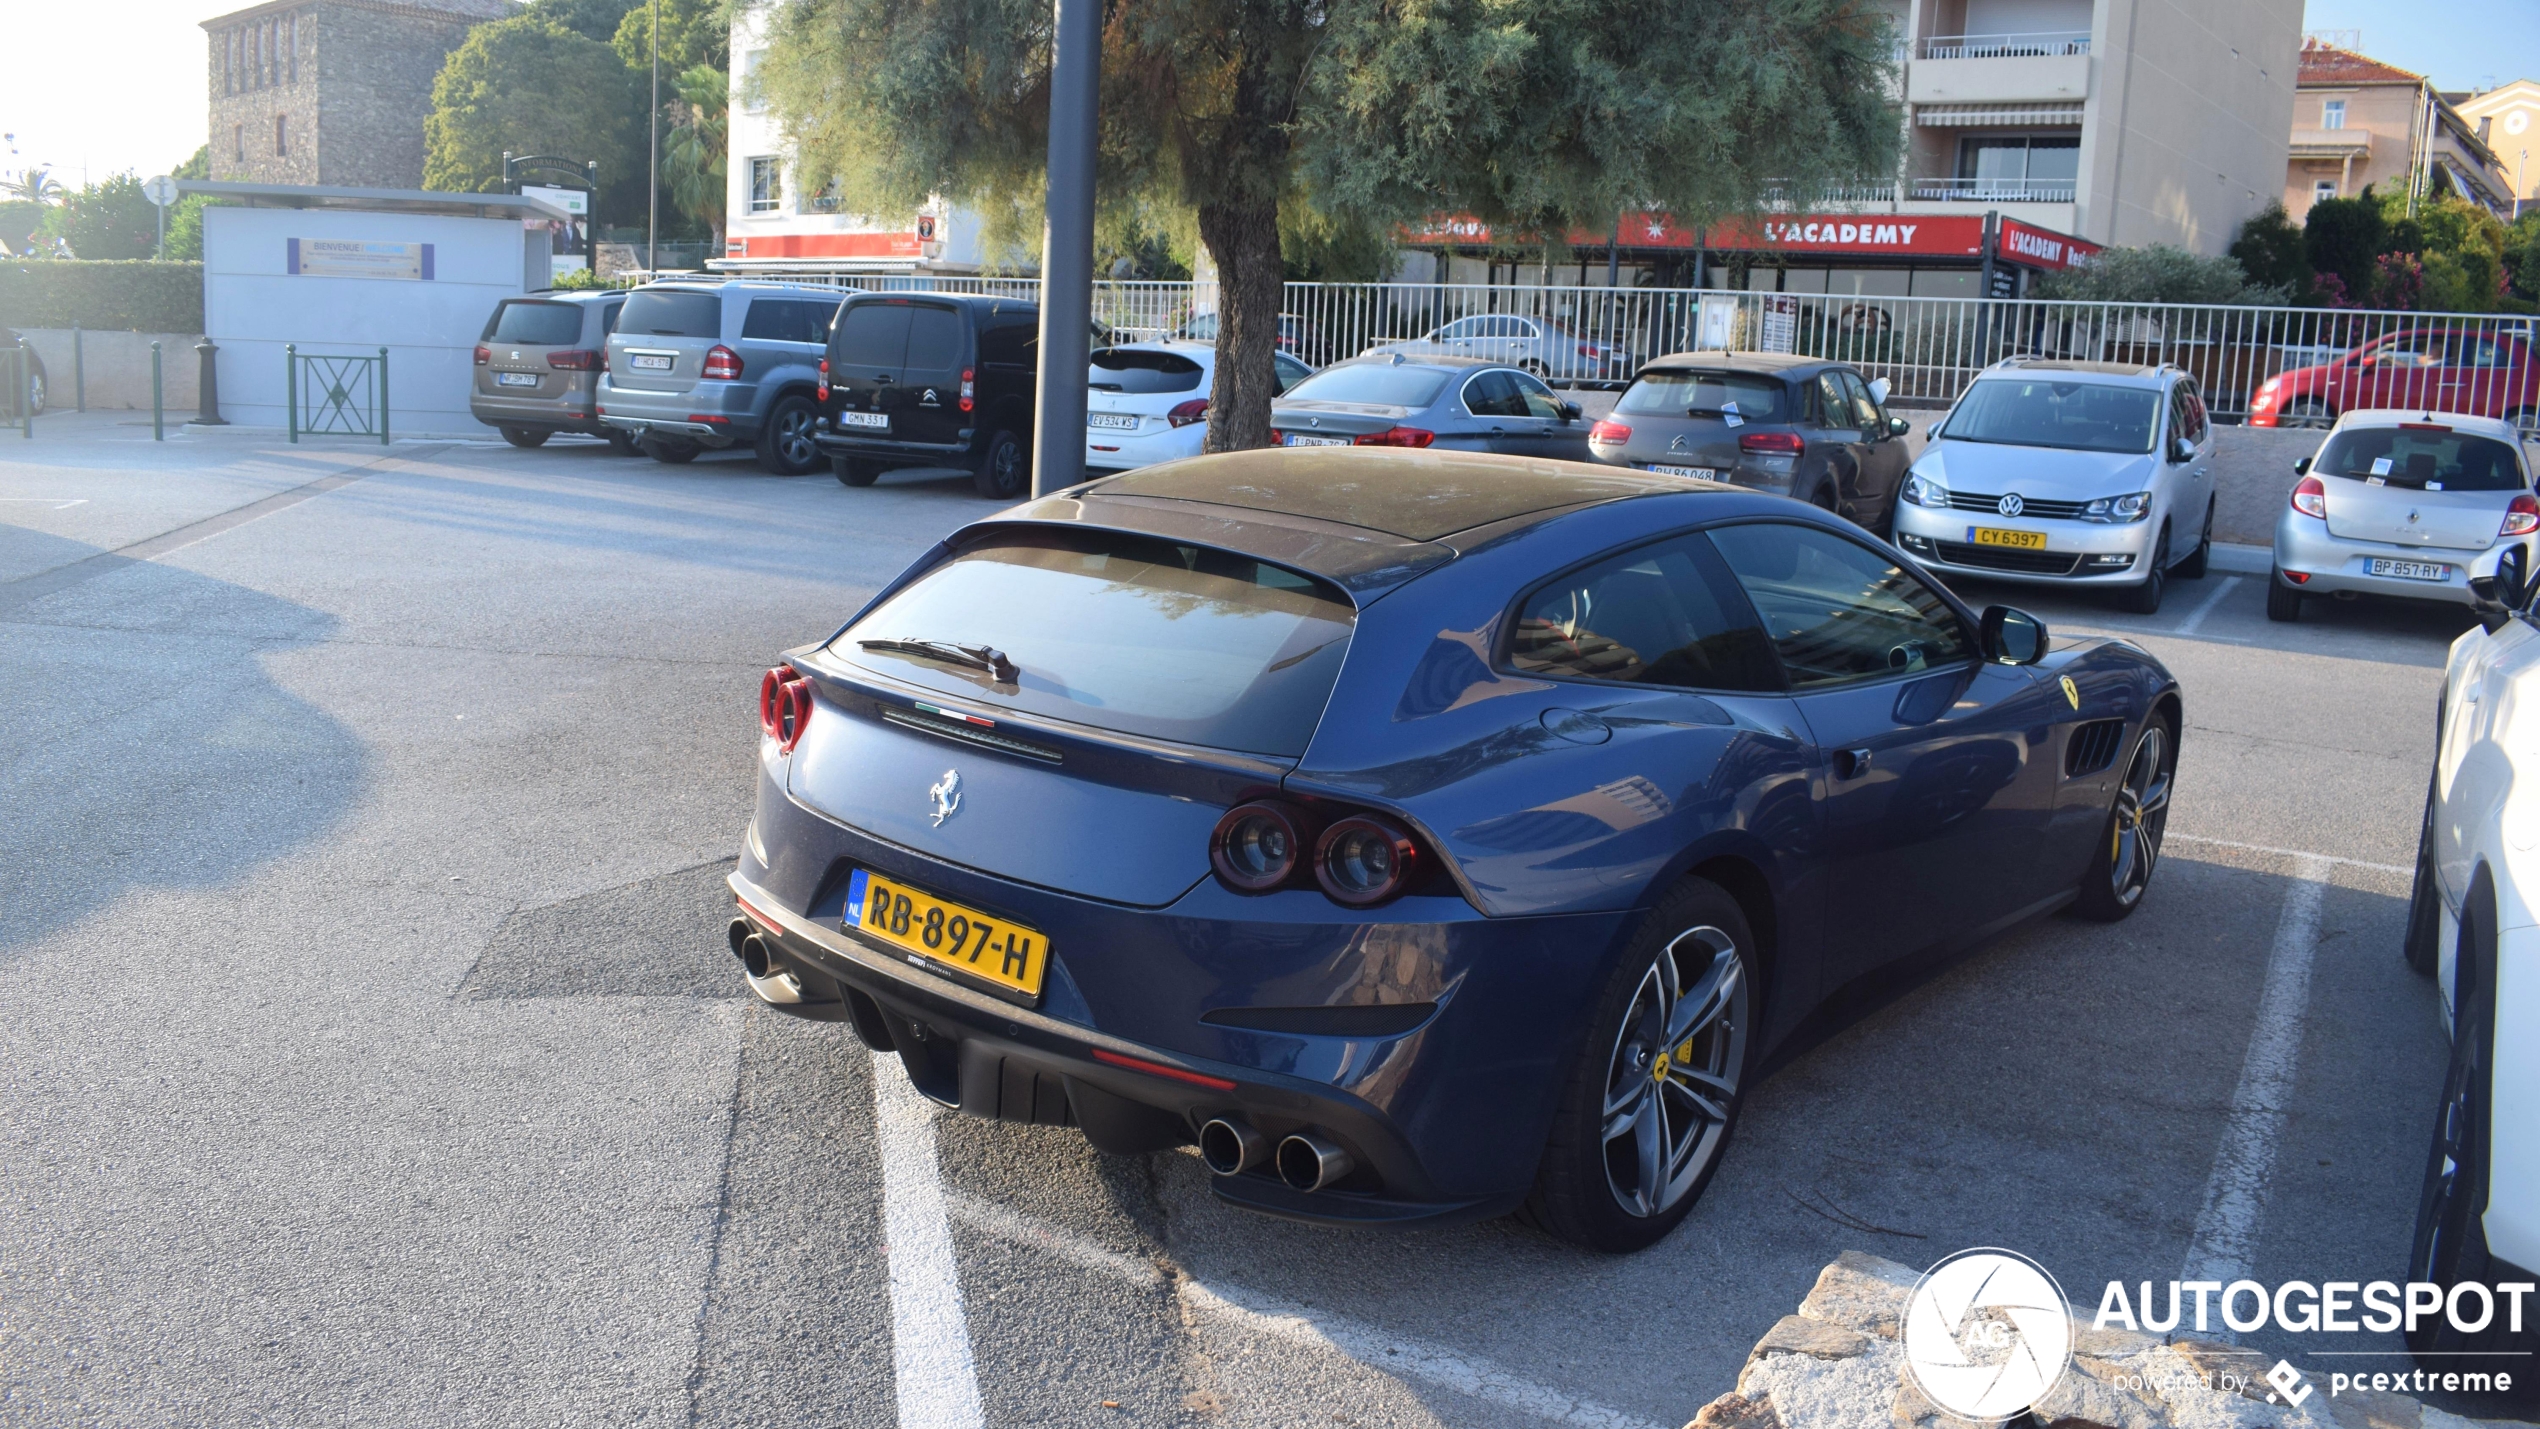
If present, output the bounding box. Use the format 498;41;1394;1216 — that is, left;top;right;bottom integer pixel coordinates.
2065;719;2126;778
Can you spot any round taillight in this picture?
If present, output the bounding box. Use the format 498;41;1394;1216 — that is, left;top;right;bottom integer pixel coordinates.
1314;814;1419;907
1211;800;1315;893
758;666;811;752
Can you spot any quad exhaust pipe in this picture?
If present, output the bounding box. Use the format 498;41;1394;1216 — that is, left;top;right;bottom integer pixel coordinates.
1198;1118;1268;1176
727;916;805;1005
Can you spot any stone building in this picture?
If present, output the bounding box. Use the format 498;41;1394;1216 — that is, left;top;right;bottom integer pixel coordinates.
202;0;513;190
2283;39;2515;222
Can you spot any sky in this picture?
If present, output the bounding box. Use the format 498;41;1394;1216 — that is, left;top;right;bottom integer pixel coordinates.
4;0;2539;190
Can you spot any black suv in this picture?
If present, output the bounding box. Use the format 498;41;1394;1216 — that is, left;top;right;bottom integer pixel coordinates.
816;293;1040;499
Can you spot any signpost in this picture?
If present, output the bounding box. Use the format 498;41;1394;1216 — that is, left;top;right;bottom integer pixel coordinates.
1030;0;1100;498
143;174;178;260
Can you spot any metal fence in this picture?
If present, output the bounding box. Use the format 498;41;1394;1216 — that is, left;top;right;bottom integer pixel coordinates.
287;345;389;444
731;273;2540;431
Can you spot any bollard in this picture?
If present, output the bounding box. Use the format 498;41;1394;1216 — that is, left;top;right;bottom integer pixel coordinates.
286;344;298;443
15;346;27;439
152;342;165;440
191;339;227;426
378;346;390;445
74;325;85;413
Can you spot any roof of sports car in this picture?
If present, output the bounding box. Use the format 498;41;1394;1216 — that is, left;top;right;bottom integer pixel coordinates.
1079;449;1696;543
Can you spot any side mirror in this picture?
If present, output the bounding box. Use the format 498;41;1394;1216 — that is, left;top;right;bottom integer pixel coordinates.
2293;456;2311;475
1980;605;2048;665
1869;377;1892;405
1888;415;1912;438
2169;435;2197;464
2358;354;2379;370
1558;400;1582;423
2473;544;2531;632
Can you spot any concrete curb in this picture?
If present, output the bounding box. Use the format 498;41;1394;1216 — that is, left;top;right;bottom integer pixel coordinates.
2211;541;2273;576
1683;1251;2534;1429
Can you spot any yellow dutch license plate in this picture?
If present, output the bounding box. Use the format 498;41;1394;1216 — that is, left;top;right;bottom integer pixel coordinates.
845;868;1048;999
1968;526;2048;550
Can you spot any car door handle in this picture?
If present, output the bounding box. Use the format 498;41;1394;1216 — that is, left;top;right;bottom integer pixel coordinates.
1834;748;1873;779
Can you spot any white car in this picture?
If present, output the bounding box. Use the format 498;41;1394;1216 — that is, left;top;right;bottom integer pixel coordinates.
2405;557;2540;1378
2269;410;2539;622
1083;341;1313;474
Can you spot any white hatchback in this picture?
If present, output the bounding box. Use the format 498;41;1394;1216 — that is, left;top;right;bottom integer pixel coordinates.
2404;560;2540;1377
1083;341;1314;474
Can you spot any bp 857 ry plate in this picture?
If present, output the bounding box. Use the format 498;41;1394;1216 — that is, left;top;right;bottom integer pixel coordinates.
844;868;1048;1001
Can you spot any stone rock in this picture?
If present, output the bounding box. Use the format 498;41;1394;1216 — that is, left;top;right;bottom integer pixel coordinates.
2032;1355;2167;1429
1740;1336;1911;1429
1888;1374;1995;1429
2164;1339;2278;1404
1798;1250;1922;1339
2322;1389;2424;1429
1686;1392;1784;1429
1754;1315;1872;1361
2073;1324;2163;1360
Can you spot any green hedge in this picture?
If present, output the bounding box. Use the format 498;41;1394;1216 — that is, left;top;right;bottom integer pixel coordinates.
0;261;204;333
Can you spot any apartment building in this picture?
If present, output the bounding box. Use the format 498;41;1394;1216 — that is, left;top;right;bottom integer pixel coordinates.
2284;41;2515;222
2450;79;2539;212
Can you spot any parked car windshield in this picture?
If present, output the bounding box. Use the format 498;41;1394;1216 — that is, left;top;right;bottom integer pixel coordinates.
1939;379;2158;453
617;289;723;338
1617;370;1789;422
1089;348;1206;395
1281;364;1450;408
2314;426;2528;492
832;529;1355;757
483;300;583;346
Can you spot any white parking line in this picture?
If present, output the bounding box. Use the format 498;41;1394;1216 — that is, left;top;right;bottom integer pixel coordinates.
2173;576;2240;635
944;1188;1668;1429
2179;853;2331;1316
0;498;89;508
873;1052;987;1429
2167;833;2407;876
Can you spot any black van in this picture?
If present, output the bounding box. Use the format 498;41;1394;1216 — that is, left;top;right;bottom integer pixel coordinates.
815;293;1041;498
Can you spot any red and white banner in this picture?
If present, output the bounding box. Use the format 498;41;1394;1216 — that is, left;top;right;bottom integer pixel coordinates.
1995;218;2101;271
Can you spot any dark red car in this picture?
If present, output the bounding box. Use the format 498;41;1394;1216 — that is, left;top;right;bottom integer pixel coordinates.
2249;328;2540;431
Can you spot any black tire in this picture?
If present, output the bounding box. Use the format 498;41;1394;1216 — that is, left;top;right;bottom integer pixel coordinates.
1517;878;1759;1253
499;426;550;449
604;429;642;457
644;436;699;465
2282;398;2333;430
833;456;879;487
973;428;1028;500
2177;501;2213;579
26;368;45;416
2069;716;2174;922
2403;763;2442;976
2266;565;2304;622
2118;528;2170;615
2406;890;2538;1395
755;394;823;475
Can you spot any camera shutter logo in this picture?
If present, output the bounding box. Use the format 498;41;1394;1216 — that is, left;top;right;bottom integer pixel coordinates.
1901;1249;2073;1421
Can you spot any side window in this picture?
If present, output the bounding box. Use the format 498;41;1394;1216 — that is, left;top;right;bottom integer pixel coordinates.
1705;522;1971;688
599;301;624;337
1462;369;1527;417
1839;371;1882;429
1510;318;1541;339
1435;317;1483;340
2167;385;2195;447
810;298;844;341
1506;535;1782;693
1509;370;1566;420
741;299;786;342
1816;373;1853;429
1273;354;1312;392
979;319;1037;368
2180;381;2208;441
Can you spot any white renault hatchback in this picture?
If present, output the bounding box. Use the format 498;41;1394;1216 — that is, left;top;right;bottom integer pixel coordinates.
2405;555;2540;1381
1083;341;1314;474
2268;410;2538;622
1890;357;2217;615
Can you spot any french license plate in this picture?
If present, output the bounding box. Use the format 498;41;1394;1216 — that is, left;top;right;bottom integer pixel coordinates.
1282;433;1349;447
2368;557;2448;582
1968;526;2048;550
1647;464;1717;479
1087;412;1137;431
495;371;539;388
835;410;889;430
629;353;673;372
845;868;1048;999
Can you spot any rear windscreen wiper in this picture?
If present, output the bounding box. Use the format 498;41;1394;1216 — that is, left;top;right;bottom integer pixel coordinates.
857;638;1019;683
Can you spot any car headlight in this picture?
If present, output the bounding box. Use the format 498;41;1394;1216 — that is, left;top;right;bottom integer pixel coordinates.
1903;472;1947;507
2080;492;2152;523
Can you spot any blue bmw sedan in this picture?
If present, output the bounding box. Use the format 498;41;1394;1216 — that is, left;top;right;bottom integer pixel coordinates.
729;449;2181;1251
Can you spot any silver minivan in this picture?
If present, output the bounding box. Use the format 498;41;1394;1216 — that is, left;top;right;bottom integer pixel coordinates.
598;281;845;472
471;292;630;451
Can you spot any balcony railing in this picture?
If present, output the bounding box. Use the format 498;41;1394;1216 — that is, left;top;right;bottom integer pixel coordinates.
1919;31;2091;59
1908;176;2077;203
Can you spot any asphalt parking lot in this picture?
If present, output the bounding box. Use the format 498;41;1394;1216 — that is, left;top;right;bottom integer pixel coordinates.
0;418;2476;1427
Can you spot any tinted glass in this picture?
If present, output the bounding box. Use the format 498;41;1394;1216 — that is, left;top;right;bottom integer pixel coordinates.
1462;369;1528;417
1508;537;1780;693
1509;370;1566;419
1090;348;1205;394
1940;379;2158;454
905;306;963;371
599;300;624;336
617;290;723;338
835;529;1355;756
1815;373;1852;428
2313;427;2528;492
486;300;585;345
981;320;1037;367
832;303;913;366
1282;364;1450;407
742;298;820;342
1839;371;1882;428
1616;371;1789;423
1707;523;1970;687
1433;318;1483;340
1274;354;1311;391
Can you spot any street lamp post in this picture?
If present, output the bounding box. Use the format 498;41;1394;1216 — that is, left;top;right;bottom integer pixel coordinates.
1030;0;1100;498
648;0;660;274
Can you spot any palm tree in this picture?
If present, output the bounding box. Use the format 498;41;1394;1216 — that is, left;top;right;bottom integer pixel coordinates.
659;64;726;256
3;167;66;204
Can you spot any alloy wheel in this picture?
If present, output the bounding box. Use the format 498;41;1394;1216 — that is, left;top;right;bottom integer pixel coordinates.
1600;925;1748;1218
776;407;817;467
2108;725;2171;906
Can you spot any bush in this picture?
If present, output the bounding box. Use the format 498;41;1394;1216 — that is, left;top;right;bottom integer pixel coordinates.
0;261;204;332
46;173;159;260
2304;189;2387;304
2029;243;2285;305
2229;202;2310;298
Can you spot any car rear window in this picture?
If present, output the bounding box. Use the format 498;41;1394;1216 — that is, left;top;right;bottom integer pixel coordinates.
2314;426;2528;492
832;528;1354;756
1282;364;1449;408
1089;348;1205;394
1939;379;2158;454
483;300;583;345
1617;371;1789;423
617;290;723;338
832;302;914;363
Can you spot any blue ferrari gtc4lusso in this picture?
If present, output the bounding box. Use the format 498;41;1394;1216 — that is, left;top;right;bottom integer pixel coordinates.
727;448;2181;1251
